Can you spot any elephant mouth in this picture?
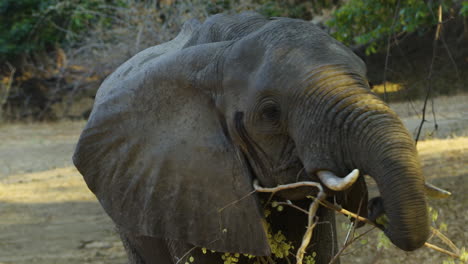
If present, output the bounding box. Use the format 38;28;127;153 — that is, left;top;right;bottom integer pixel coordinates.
234;111;365;200
272;168;363;201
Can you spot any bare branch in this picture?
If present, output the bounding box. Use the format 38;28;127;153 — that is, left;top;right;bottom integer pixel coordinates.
0;62;16;120
431;228;460;254
382;0;401;102
328;227;376;264
175;246;197;264
0;62;16;107
253;180;323;194
315;198;373;226
424;242;460;259
275;201;310;215
315;197;461;259
415;4;442;144
296;191;326;264
217;189;256;213
253;180;326;264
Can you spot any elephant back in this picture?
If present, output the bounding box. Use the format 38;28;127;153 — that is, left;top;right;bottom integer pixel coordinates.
183;11;271;47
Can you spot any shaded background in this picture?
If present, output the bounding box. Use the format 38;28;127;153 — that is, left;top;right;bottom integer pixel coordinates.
0;0;467;120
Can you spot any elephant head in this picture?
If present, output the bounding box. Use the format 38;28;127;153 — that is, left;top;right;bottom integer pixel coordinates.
73;12;431;259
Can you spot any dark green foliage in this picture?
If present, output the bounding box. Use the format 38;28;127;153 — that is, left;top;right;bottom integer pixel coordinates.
206;0;232;14
327;0;462;55
255;0;336;20
461;1;468;16
0;0;125;60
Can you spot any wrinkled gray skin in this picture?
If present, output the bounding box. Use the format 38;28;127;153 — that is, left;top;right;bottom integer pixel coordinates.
73;12;429;264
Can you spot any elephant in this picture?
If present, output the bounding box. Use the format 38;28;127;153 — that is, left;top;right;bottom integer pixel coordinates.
73;12;444;264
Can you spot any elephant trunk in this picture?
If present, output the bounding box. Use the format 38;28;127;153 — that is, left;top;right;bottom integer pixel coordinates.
336;92;430;251
353;111;429;251
292;77;429;251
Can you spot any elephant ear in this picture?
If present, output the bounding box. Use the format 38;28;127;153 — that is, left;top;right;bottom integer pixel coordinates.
127;18;200;62
73;41;270;255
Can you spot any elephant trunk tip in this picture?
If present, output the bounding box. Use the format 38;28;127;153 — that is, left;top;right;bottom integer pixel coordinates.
384;216;430;251
368;196;429;251
387;230;429;251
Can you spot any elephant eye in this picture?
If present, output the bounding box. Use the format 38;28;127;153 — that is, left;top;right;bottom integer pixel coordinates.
253;98;284;133
260;101;281;122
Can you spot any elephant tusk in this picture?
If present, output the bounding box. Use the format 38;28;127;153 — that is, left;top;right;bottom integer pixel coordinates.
316;169;359;191
424;182;451;199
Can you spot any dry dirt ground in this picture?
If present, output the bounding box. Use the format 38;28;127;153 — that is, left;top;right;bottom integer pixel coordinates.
0;94;467;264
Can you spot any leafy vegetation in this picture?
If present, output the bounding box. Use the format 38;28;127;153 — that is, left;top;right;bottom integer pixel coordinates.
0;0;125;61
460;1;468;16
327;0;466;54
2;0;466;62
253;0;335;20
1;0;467;118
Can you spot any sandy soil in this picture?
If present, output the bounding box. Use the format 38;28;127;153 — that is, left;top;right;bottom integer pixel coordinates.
0;94;466;264
0;122;126;264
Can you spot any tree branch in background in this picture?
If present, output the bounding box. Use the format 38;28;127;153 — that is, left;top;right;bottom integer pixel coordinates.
382;0;400;102
0;62;16;120
415;4;442;145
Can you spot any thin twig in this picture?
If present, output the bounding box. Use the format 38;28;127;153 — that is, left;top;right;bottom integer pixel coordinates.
415;4;442;144
430;97;438;135
175;245;197;264
440;36;460;81
253;180;322;194
296;191;326;264
217;189;256;213
315;197;461;259
329;227;377;264
1;62;16;107
431;228;460;254
254;180;461;260
424;242;460;259
343;222;354;246
314;198;373;225
331;199;364;262
276;201;310;215
382;0;401;102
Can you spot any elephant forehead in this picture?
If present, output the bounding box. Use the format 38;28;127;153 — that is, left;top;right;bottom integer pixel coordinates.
222;22;367;90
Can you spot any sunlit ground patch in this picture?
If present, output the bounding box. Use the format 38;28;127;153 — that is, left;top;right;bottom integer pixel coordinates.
0;167;95;203
372;82;404;94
